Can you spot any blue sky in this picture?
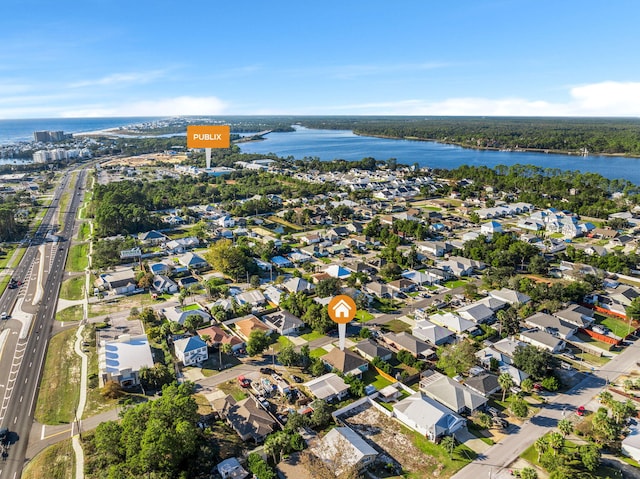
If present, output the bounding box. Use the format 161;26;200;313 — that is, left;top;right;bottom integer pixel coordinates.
1;0;639;118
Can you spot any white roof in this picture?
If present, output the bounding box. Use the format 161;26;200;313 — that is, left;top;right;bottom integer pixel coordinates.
304;373;349;400
317;426;377;475
429;312;475;333
99;334;153;377
394;392;465;437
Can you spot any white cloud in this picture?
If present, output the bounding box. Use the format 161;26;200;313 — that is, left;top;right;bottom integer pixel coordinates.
59;95;228;117
69;70;167;88
313;81;640;117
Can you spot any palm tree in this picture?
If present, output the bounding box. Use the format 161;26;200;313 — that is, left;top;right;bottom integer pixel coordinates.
440;435;456;458
534;436;548;461
548;432;564;455
499;372;514;402
598;390;613;407
219;343;233;370
557;418;573;437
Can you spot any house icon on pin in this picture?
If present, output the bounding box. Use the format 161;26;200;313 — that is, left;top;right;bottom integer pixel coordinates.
332;299;352;319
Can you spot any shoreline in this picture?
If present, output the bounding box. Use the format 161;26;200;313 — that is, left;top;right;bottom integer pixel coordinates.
351;131;640;159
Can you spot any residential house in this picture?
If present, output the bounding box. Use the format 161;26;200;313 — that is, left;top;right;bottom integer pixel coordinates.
162;305;211;325
519;329;565;353
152;275;178;294
138;229;169;245
178;276;199;289
149;261;172;276
344;261;374;275
387;278;416;294
282;277;315;294
492;337;526;358
475;296;508;312
304;373;350;402
178;252;209;270
216;458;249;479
322;348;369;378
437;258;477;277
456;303;495;324
429;312;475;334
383;331;435;357
354;339;393;362
610;285;640;307
480;221;503;236
196;325;243;351
412;320;456;346
419;370;487;414
235;289;266;307
324;264;351;279
393;392;466;442
464;373;501;398
489;288;531;305
97;269;137;295
622;425;640;463
174;336;208;366
314;426;378;475
289;252;312;264
164;236;199;254
300;232;322;245
98;334;154;387
262;310;304;336
402;269;439;286
220;395;276;443
363;281;392;299
263;285;285;306
524;312;578;340
498;363;529;386
553;304;595;329
416;241;451;257
271;255;292;268
233;314;274;340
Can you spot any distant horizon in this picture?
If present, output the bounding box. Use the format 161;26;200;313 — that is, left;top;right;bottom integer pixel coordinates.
3;114;640;121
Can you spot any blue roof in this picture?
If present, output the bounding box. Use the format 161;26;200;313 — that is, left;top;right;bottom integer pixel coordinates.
271;256;291;266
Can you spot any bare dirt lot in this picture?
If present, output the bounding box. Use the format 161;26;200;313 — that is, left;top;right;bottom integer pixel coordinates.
102;153;188;167
341;403;447;478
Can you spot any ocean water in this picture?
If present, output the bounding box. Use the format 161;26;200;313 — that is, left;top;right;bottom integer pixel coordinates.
0;117;161;144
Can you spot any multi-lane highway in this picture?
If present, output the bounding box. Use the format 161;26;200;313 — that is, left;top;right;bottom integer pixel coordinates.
0;168;85;479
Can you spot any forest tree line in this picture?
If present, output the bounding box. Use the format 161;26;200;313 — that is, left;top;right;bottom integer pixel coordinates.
296;116;640;156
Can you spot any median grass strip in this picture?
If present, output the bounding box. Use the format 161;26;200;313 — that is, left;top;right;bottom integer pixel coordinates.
66;243;89;272
76;222;90;241
56;304;84;322
35;328;81;424
22;438;74;479
60;276;85;300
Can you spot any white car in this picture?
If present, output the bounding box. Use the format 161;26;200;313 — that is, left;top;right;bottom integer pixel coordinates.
0;312;8;320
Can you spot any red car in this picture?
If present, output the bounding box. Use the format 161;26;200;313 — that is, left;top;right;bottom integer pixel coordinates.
577;405;585;416
238;376;250;388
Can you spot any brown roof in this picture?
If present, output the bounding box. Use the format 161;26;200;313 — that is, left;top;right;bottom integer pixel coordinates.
323;348;368;375
197;325;243;347
235;315;272;340
222;395;275;442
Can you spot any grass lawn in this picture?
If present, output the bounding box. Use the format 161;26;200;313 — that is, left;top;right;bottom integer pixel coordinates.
218;379;249;401
0;244;17;269
443;279;467;289
301;330;324;341
56;304;84;322
362;369;393;390
82;327;118;419
406;426;476;478
575;351;611;367
76;222;90;241
22;439;74;479
0;275;10;297
60;276;85;300
182;303;202;311
310;347;328;358
595;313;632;338
66;243;89;272
197;353;240;377
355;310;375;322
35;328;81;424
277;335;294;348
575;331;615;351
384;319;412;334
372;298;401;313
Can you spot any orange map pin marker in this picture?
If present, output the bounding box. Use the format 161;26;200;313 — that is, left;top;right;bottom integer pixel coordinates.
328;295;357;350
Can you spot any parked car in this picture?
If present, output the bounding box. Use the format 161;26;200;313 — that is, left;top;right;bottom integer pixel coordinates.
0;312;8;320
0;427;8;444
291;375;304;383
592;325;609;335
260;367;275;375
577;405;586;416
562;352;577;360
238;376;250;388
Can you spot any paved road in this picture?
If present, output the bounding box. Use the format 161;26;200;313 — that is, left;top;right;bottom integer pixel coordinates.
451;334;640;479
0;169;85;479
